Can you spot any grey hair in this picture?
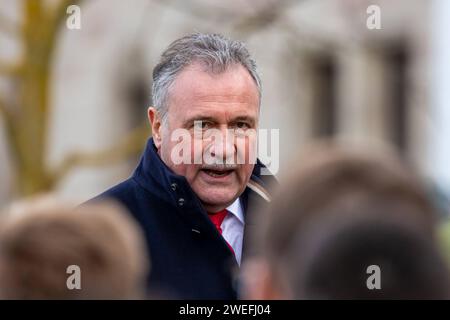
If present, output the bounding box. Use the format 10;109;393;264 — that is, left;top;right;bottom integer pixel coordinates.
151;33;262;122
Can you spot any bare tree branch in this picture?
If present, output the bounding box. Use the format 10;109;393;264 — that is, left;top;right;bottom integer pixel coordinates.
0;96;21;172
0;61;22;76
50;124;151;184
151;0;236;23
51;0;83;29
0;96;13;121
230;0;302;36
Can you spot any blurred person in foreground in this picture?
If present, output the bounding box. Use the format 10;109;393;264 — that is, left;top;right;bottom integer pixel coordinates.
242;143;450;299
88;33;275;299
0;196;149;299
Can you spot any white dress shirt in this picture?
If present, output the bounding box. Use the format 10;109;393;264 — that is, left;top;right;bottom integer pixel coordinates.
221;198;245;266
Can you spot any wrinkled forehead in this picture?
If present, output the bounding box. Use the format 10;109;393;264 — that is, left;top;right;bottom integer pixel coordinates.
166;62;260;116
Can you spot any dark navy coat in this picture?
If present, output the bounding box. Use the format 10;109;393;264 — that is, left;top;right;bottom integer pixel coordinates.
90;138;275;299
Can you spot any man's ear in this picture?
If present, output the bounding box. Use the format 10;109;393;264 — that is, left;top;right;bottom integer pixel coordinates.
148;107;163;149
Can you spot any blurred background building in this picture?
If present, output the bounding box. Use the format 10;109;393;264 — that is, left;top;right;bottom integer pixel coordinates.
0;0;449;213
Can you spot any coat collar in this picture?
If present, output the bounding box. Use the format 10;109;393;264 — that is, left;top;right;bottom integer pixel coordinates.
132;138;276;266
132;138;195;205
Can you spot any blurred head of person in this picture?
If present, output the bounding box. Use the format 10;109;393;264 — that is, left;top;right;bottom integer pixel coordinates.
149;33;261;213
242;143;450;299
0;196;149;299
270;214;450;299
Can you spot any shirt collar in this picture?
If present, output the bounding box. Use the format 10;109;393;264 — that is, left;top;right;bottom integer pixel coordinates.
226;198;244;224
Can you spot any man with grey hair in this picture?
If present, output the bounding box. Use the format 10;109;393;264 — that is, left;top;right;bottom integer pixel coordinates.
90;33;275;299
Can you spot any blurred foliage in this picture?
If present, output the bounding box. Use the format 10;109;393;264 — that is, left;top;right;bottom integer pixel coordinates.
0;0;149;196
0;0;76;195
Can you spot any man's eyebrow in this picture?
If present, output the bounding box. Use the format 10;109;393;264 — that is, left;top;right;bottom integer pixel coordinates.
232;116;255;123
183;116;217;126
183;115;257;126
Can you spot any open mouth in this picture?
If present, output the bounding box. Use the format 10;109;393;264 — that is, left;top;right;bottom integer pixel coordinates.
201;168;234;178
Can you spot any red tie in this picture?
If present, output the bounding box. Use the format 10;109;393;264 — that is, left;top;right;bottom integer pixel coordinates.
208;209;235;256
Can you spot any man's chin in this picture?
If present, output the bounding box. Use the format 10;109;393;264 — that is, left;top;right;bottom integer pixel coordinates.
196;191;239;213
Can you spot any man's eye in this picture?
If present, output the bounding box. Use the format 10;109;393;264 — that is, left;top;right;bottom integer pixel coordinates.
236;122;250;129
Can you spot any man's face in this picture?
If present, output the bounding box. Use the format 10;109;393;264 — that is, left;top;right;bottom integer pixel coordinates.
149;63;259;213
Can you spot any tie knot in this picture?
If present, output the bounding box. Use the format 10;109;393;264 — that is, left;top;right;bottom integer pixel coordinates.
208;209;228;230
207;209;235;256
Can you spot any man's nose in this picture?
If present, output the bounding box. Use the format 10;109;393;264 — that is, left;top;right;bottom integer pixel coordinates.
209;129;236;163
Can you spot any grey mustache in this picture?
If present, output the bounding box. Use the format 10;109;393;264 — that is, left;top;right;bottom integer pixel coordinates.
201;164;238;171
